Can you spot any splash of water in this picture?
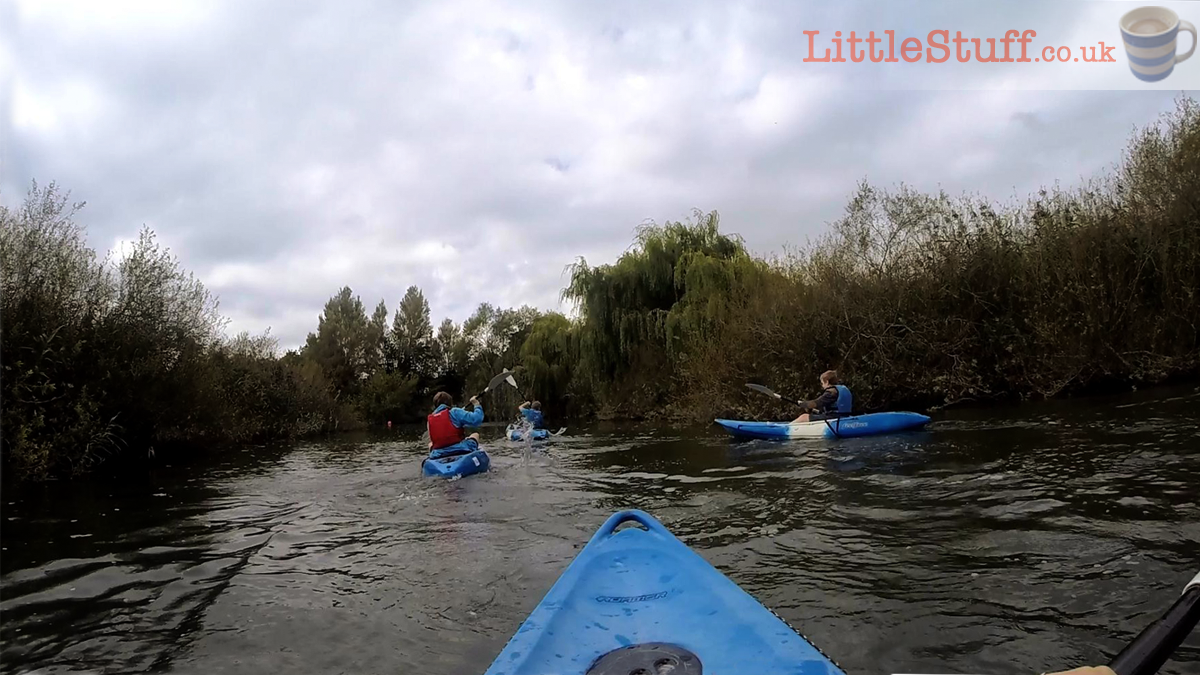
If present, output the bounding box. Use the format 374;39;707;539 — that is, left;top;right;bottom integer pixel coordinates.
507;418;536;466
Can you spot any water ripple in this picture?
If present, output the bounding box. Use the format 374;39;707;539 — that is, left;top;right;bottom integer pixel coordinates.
3;389;1199;674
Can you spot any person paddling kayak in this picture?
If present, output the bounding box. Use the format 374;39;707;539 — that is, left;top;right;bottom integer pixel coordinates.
518;400;546;430
791;369;853;423
427;391;483;459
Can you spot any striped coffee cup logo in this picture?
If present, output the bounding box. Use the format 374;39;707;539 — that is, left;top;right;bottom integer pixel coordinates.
1120;6;1196;82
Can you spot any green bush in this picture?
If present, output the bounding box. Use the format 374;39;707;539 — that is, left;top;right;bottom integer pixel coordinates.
1;182;351;479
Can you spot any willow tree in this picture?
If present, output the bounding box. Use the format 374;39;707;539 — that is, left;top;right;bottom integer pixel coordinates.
562;209;757;408
518;312;578;415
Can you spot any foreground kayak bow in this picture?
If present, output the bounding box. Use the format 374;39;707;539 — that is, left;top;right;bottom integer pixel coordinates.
484;513;1199;675
483;509;846;675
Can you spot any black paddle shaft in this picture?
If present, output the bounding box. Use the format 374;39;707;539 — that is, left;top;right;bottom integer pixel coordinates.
475;371;515;402
1109;584;1200;675
744;383;843;437
745;383;806;409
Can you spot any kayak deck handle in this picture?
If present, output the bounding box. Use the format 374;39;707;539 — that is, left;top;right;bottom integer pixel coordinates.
589;510;672;544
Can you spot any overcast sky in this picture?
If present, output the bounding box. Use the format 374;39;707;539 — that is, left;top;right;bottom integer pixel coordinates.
4;0;1198;349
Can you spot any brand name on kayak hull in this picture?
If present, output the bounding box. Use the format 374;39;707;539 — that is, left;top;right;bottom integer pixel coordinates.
596;591;669;603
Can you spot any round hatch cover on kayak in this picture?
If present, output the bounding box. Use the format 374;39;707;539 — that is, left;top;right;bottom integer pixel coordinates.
585;643;702;675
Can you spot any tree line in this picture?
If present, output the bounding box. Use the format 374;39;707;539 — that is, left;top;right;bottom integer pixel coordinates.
300;284;545;427
3;96;1198;480
562;97;1200;422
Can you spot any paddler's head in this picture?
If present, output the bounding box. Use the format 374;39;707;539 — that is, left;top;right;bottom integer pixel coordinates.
820;370;838;387
531;401;541;411
433;391;453;408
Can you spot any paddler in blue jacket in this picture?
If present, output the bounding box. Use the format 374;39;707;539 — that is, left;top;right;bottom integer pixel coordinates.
517;400;546;430
427;391;484;458
791;369;853;423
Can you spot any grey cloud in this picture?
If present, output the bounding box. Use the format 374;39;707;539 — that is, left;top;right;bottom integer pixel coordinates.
5;0;1193;349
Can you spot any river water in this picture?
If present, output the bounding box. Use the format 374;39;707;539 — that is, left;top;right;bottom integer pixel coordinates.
3;386;1199;675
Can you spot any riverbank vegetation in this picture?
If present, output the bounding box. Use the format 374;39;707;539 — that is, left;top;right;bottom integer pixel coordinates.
4;97;1198;479
541;96;1200;419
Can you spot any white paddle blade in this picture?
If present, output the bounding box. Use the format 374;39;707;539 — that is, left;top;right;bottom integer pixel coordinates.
483;370;512;393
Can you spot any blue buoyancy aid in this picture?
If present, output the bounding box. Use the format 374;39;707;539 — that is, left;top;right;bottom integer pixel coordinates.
833;385;853;413
521;407;546;429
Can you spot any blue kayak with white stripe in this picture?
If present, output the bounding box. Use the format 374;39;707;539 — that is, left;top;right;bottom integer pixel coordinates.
483;509;846;675
715;411;930;440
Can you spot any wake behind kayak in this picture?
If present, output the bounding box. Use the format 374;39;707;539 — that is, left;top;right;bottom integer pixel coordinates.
483;509;846;675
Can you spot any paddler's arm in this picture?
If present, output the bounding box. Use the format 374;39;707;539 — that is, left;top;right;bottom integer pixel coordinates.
1044;667;1116;675
806;389;837;413
451;398;485;428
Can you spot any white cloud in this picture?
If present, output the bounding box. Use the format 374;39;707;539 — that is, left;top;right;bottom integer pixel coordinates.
15;0;215;38
4;0;1195;349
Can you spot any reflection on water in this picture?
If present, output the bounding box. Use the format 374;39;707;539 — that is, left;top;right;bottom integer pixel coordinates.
3;386;1199;675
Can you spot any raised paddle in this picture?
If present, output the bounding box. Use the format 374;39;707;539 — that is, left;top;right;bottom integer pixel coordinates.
421;369;519;444
475;368;519;400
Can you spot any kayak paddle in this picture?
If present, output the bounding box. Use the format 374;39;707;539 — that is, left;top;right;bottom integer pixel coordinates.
891;570;1200;675
745;382;842;438
512;381;563;435
1108;570;1200;675
420;369;518;444
476;368;519;400
746;383;807;408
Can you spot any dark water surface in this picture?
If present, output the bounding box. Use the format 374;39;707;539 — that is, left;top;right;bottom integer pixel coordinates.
3;386;1199;675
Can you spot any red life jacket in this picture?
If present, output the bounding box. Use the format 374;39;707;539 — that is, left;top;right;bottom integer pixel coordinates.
428;407;465;449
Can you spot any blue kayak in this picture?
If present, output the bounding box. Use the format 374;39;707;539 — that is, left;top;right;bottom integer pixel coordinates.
483;509;846;675
715;411;930;440
421;449;490;478
508;427;550;441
